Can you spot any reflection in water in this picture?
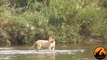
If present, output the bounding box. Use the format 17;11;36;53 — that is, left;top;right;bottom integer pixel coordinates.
0;54;55;60
36;54;55;60
0;55;14;60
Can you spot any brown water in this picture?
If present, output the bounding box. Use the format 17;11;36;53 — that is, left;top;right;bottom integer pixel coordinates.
0;43;107;60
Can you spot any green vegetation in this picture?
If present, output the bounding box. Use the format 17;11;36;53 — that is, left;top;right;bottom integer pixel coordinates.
0;0;107;45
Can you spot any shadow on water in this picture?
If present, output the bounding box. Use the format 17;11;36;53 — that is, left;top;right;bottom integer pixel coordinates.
0;43;107;60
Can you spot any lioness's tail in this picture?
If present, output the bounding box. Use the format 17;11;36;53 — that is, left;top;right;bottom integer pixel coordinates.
29;42;37;49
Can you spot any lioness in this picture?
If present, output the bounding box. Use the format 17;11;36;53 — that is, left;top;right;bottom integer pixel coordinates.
31;36;55;51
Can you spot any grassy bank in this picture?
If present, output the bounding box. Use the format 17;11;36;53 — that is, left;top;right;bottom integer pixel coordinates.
0;0;107;45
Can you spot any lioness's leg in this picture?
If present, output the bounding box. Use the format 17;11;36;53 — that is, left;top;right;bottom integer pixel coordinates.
48;46;52;51
52;47;55;51
36;44;42;51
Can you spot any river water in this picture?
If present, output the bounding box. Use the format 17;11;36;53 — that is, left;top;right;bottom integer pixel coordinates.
0;43;107;60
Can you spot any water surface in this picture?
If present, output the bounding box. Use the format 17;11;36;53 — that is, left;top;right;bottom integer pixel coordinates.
0;43;107;60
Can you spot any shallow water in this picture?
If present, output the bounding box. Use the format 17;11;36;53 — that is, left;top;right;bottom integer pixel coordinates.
0;43;107;60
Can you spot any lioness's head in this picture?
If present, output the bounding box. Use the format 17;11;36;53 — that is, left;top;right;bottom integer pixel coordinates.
48;36;55;43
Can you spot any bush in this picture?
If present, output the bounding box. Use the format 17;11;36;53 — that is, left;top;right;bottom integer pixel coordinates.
0;0;107;45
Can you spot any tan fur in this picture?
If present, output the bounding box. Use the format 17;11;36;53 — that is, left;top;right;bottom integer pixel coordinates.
31;37;55;51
